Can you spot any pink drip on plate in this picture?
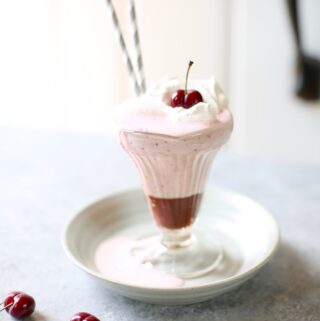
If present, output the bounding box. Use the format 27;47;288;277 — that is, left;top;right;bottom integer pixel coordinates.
95;237;184;288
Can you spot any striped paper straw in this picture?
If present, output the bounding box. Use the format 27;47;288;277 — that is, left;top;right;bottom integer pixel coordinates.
128;0;146;93
105;0;141;96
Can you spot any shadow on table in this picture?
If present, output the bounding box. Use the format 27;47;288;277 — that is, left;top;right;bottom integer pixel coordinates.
109;243;319;320
203;242;318;307
28;311;47;321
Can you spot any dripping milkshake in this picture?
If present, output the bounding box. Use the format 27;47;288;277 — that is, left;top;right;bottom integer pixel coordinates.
115;62;233;277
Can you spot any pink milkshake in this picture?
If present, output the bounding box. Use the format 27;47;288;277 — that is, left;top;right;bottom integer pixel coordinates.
116;65;233;278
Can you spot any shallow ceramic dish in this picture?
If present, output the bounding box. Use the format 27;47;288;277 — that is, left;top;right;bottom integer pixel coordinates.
62;187;280;305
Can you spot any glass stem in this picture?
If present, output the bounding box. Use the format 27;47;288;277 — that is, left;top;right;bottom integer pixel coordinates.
160;226;193;249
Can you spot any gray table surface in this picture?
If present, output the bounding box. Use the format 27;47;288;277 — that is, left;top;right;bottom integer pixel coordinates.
0;127;320;321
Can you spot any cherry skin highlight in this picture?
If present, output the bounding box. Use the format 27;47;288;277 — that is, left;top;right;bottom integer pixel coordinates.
4;291;35;319
170;89;185;107
71;312;100;321
184;90;203;108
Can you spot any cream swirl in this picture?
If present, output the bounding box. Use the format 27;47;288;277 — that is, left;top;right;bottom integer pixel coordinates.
115;78;230;135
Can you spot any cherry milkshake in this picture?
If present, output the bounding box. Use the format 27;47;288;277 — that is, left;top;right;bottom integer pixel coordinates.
116;62;233;277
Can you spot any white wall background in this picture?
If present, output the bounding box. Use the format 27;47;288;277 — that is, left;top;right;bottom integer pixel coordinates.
0;0;61;128
0;0;319;165
229;0;320;165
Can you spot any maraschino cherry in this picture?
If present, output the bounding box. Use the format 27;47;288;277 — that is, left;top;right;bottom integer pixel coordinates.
71;312;100;321
1;291;35;319
170;61;203;109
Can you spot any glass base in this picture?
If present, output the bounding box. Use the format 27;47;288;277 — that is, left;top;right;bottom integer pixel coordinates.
131;228;223;279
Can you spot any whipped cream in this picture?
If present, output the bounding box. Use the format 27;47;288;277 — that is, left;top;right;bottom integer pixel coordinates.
115;78;230;135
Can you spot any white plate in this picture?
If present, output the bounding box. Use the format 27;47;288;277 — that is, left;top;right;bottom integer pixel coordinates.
62;187;280;305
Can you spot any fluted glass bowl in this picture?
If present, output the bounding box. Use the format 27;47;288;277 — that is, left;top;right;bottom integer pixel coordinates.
118;117;233;278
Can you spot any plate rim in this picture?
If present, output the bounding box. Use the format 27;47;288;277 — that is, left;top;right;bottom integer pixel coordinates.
62;186;280;293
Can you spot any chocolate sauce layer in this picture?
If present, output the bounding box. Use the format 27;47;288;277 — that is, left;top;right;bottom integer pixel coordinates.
148;194;203;229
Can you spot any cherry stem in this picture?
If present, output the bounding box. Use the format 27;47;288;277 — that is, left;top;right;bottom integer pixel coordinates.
0;302;13;312
185;60;194;94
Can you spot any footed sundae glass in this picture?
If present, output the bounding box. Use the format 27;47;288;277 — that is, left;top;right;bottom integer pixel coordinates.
119;114;233;278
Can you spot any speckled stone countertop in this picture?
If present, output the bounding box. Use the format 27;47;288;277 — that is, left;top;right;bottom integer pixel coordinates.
0;127;319;321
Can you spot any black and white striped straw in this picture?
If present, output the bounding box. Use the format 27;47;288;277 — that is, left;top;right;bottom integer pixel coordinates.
105;0;141;96
128;0;146;93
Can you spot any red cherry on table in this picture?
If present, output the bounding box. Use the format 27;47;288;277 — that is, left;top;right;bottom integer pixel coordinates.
184;90;203;108
4;291;35;319
71;312;100;321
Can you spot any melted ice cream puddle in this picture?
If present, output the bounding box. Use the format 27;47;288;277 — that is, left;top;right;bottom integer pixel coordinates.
95;237;184;288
